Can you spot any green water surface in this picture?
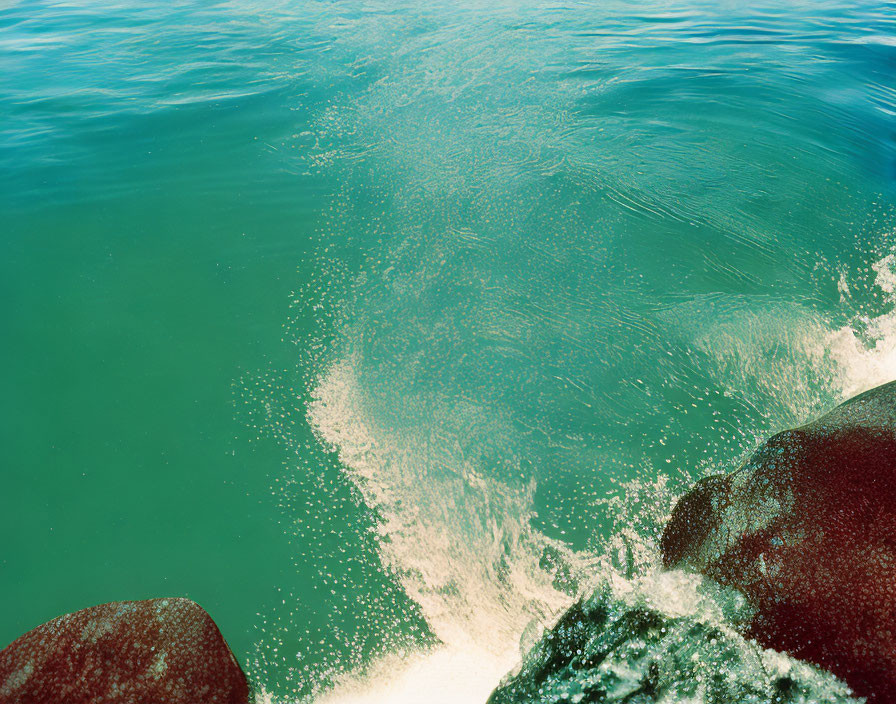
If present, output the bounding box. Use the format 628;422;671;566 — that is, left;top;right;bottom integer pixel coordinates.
2;1;895;701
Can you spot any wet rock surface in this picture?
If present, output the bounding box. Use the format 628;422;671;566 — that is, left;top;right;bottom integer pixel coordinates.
487;579;858;704
0;598;249;704
662;380;896;702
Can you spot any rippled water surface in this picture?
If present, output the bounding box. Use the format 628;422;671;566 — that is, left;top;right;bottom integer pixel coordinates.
2;1;895;701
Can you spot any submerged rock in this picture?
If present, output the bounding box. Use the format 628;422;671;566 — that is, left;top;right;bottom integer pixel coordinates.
0;598;249;704
662;380;896;702
487;576;858;704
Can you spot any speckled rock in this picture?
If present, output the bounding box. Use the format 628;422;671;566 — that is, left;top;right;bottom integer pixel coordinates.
662;380;896;702
0;598;249;704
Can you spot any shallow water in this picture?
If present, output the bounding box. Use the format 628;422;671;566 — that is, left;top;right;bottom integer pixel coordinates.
2;0;895;701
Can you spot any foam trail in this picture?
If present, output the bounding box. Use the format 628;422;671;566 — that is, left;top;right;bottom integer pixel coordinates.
681;251;896;429
316;646;517;704
825;253;896;399
306;346;585;703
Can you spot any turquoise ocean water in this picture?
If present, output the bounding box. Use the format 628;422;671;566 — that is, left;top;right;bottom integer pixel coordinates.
2;0;895;701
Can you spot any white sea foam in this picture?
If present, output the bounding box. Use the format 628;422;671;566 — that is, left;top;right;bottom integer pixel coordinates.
783;252;896;409
306;349;583;701
315;646;516;704
678;251;896;430
826;253;896;400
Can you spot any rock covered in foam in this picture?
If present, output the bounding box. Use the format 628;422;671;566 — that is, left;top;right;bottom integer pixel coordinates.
0;598;249;704
662;380;896;701
487;578;858;704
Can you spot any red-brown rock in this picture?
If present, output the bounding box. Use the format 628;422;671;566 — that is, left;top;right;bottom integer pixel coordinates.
662;380;896;702
0;598;249;704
